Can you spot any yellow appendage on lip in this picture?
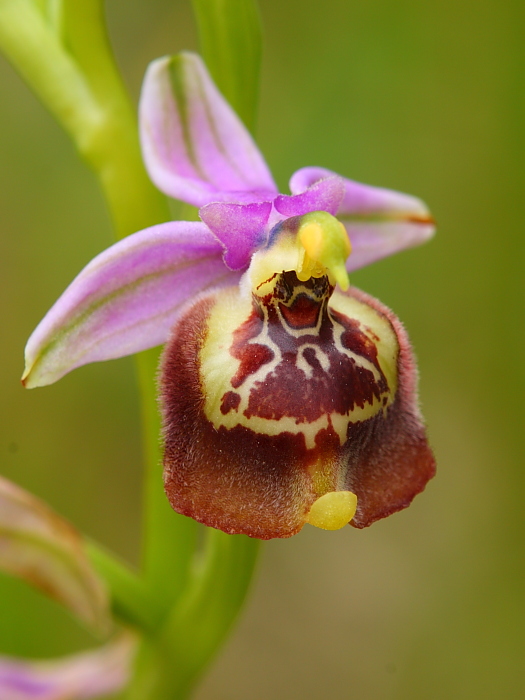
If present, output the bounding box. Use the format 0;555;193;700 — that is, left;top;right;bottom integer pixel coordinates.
305;491;358;530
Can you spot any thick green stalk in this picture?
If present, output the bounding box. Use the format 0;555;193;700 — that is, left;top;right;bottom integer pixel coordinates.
192;0;262;132
0;0;167;239
160;531;260;697
126;532;260;700
86;540;161;632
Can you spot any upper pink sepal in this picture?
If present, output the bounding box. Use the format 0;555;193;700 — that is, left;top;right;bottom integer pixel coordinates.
140;52;277;207
199;201;272;270
290;167;435;271
23;222;239;388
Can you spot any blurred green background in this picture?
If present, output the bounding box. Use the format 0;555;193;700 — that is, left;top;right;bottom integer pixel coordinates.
1;0;524;698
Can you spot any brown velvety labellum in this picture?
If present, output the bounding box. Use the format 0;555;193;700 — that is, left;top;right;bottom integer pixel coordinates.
160;275;435;539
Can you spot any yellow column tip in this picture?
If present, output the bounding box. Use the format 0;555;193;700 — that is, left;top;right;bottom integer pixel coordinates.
305;491;357;531
297;213;351;291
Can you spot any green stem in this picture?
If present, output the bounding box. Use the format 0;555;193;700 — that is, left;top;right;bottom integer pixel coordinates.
86;540;161;632
126;531;260;699
0;0;167;239
162;530;260;696
0;0;99;144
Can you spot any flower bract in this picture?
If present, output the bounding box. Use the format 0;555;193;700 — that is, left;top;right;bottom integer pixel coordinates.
0;475;133;699
23;52;436;539
0;476;110;632
0;634;134;700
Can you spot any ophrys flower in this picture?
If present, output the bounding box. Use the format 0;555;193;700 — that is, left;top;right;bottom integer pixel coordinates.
23;53;435;539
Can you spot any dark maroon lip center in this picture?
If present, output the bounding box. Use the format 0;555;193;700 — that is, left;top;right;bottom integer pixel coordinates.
220;270;389;423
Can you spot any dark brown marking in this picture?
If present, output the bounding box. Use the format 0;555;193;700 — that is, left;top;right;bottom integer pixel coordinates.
279;293;322;329
220;391;241;415
337;314;383;373
256;272;277;290
230;343;274;389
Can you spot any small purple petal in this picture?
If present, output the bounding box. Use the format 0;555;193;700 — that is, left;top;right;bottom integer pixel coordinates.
140;53;277;206
274;176;345;217
199;201;272;270
290;167;435;269
0;634;134;700
23;222;239;388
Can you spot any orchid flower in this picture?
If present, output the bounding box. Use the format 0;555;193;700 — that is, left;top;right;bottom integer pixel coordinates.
22;52;435;540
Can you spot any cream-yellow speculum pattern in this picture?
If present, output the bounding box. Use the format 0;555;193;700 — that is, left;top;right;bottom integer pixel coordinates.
199;213;400;530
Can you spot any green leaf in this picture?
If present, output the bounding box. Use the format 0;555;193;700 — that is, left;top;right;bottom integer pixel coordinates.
191;0;263;132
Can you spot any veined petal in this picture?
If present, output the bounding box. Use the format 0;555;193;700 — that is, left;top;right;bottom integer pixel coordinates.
199;201;272;270
23;222;239;388
0;477;110;633
274;176;345;218
0;634;135;700
290;167;434;270
289;166;430;214
140;52;277;206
